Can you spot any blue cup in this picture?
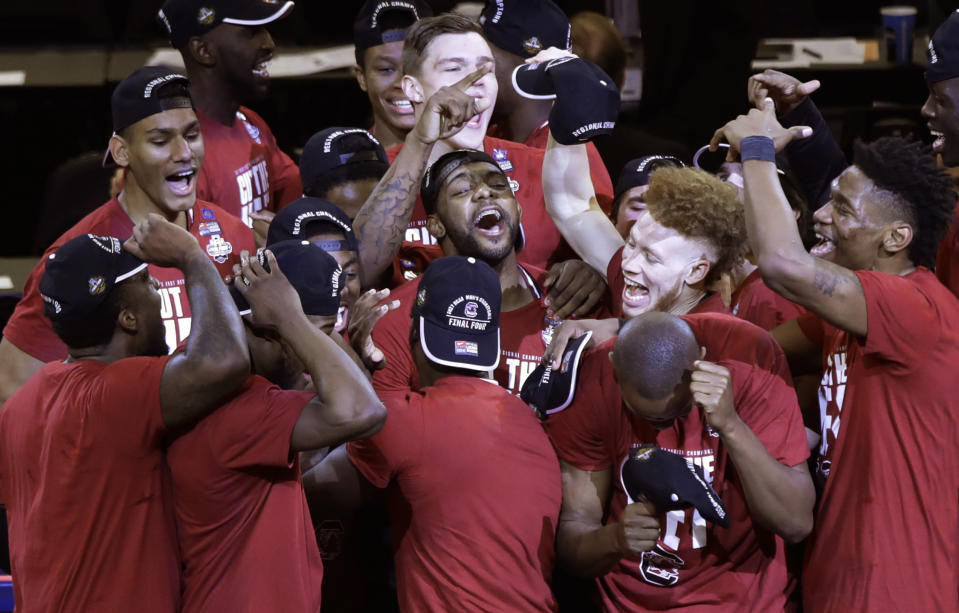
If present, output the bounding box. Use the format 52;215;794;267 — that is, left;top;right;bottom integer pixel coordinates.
882;6;917;65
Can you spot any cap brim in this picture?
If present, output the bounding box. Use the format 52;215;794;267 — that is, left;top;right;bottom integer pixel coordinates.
230;284;252;316
542;330;592;415
420;316;500;372
512;63;557;100
222;0;294;27
115;260;149;284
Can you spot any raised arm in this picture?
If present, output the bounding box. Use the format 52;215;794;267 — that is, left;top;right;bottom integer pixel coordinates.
555;461;659;577
124;214;250;429
234;250;386;450
543;133;624;276
353;63;493;288
711;99;868;336
691;360;814;543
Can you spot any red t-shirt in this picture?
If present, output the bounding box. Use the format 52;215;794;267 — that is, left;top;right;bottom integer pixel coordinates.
0;356;178;613
935;198;959;297
697;269;805;331
386;135;615;272
547;313;808;612
372;265;558;394
196;107;301;226
796;269;959;612
3;198;254;363
347;377;561;612
166;375;322;613
605;246;730;319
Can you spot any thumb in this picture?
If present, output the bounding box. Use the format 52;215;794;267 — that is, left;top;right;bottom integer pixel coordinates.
789;125;814;140
798;79;820;96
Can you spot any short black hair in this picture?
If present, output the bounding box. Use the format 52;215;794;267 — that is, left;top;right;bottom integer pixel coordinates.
303;160;389;200
853;137;955;270
612;312;700;399
51;277;137;350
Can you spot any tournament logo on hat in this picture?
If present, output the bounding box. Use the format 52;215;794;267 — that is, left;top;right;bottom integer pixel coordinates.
197;7;216;24
480;0;571;59
412;256;502;371
159;0;295;49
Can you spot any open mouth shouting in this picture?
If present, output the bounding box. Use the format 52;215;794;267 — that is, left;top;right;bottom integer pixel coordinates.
388;97;414;115
166;168;197;197
622;277;650;311
252;60;271;79
473;206;506;237
929;126;946;153
810;230;836;258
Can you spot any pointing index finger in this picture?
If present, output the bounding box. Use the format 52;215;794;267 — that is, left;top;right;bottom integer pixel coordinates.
453;61;493;92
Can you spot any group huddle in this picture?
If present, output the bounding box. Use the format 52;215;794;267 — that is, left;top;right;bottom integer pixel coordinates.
0;0;957;612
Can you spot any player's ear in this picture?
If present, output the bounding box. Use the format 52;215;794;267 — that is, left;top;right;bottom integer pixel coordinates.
117;306;138;334
188;36;216;67
882;221;913;255
354;65;368;92
109;133;130;168
426;214;446;241
685;258;710;286
402;75;424;104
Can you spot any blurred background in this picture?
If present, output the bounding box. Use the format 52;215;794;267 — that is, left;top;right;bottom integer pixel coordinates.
1;0;958;259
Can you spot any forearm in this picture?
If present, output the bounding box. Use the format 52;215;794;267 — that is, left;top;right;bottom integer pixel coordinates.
781;97;846;207
719;417;814;543
179;252;248;377
354;135;433;288
544;134;623;273
742;159;815;301
302;445;378;515
556;519;625;578
278;316;385;434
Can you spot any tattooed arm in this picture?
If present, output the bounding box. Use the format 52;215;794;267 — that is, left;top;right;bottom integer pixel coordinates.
354;63;493;289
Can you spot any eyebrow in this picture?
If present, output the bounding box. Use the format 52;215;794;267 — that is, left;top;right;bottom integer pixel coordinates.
436;56;494;67
145;120;200;136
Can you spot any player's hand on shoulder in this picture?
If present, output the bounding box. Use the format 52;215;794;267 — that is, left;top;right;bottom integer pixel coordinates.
543;318;619;369
544;259;608;320
615;501;660;558
347;288;400;372
690;360;740;436
124;212;201;268
748;69;820;116
232;249;302;329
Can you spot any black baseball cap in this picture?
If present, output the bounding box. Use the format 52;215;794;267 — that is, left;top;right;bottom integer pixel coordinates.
513;56;619;145
411;256;501;371
267;197;358;252
354;0;433;56
621;444;730;528
158;0;294;48
927;10;959;83
480;0;571;58
232;240;343;317
300;127;389;196
105;66;194;166
39;234;148;324
520;331;592;420
614;156;686;202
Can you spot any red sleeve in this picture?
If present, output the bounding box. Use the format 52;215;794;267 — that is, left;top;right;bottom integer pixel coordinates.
856;271;939;370
97;355;173;445
726;348;809;468
3;247;68;362
370;300;417;392
544;341;619;471
587;142;614;215
795;310;825;348
346;390;422;488
207;376;314;470
605;246;625;319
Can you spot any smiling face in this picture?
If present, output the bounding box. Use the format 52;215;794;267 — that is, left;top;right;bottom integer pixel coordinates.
204;23;276;104
613;185;650;237
404;32;498;151
922;76;959;168
810;166;891;271
432;160;519;265
113;106;204;215
357;39;416;135
619;212;714;318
